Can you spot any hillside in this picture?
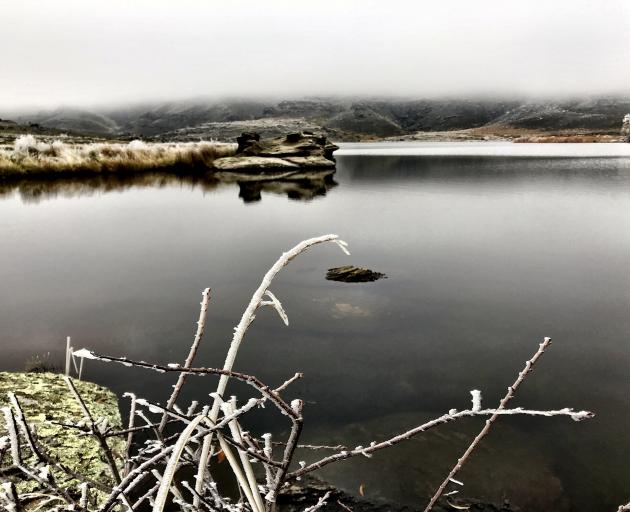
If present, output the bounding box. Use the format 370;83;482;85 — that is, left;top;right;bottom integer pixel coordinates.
5;97;630;142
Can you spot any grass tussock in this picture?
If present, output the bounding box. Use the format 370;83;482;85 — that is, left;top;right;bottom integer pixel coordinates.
0;135;236;177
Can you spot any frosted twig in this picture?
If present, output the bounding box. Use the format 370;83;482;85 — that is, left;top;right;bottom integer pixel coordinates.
223;400;265;512
206;235;345;505
1;482;21;512
261;290;289;326
470;390;482;412
65;336;71;377
2;407;21;465
262;433;275;497
268;399;304;503
151;469;185;503
8;393;44;464
159;288;211;434
99;450;169;511
337;500;354;512
123;393;137;476
194;405;212;509
303;491;332;512
181;480;216;511
64;376;122;486
288;401;592;479
79;482;89;509
132;482;159;510
422;337;553;512
274;372;303;393
71;350;299;419
208;234;348;424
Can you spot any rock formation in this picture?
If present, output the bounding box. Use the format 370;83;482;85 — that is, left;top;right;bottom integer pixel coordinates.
212;131;338;171
622;114;630;142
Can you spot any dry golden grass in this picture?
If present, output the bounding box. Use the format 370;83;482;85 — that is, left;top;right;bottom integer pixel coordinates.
0;135;236;177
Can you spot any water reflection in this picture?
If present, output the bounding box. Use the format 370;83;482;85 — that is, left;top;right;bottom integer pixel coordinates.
0;169;337;204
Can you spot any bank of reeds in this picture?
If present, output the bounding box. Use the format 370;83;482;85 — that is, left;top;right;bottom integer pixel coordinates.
0;135;236;178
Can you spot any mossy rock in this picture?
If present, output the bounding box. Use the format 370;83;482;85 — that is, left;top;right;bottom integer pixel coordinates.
0;372;123;503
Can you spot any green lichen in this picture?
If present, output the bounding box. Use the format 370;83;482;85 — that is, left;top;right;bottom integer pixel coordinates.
0;372;123;505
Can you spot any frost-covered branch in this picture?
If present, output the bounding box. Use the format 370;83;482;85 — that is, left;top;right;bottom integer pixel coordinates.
288;402;591;479
208;233;349;423
423;337;553;511
159;288;211;434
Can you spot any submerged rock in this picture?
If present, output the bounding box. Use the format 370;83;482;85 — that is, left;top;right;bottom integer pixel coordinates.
326;266;387;283
278;476;519;512
213;131;338;171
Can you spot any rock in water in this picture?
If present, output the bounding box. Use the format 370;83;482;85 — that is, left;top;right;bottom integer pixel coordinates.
326;265;387;283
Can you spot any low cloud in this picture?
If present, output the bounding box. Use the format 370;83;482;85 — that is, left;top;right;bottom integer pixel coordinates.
1;0;629;109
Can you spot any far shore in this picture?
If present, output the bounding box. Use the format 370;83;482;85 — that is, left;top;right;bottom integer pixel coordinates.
1;130;628;181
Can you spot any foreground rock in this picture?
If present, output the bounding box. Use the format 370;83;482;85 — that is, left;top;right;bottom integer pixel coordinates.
326;265;387;283
212;131;338;171
0;372;122;497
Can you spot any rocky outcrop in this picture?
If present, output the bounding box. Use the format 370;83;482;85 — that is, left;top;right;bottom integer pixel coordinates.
622;114;630;142
212;132;338;171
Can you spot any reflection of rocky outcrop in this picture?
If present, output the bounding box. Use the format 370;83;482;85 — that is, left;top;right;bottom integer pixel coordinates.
225;169;337;203
213;132;338;170
0;169;337;205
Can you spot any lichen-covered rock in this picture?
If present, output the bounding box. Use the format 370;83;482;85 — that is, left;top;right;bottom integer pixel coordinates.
0;372;123;499
213;131;338;171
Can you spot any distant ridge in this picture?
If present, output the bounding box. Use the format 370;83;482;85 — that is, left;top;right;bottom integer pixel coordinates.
6;97;630;141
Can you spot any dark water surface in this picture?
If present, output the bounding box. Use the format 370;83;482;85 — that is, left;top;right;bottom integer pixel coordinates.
1;144;630;510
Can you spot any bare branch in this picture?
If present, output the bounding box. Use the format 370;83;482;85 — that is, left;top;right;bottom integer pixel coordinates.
159;287;211;433
303;491;332;512
289;402;592;479
423;337;553;511
64;376;122;485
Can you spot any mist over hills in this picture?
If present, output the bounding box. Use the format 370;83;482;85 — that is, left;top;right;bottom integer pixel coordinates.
5;96;630;141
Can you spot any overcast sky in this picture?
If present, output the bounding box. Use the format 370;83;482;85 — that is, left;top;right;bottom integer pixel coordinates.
1;0;629;109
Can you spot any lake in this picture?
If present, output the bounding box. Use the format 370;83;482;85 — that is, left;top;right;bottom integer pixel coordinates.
1;142;629;510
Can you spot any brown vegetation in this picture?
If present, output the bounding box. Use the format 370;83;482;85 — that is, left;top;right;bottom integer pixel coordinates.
0;135;236;178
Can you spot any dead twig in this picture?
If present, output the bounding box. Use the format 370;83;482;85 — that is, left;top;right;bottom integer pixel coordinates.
422;337;553;511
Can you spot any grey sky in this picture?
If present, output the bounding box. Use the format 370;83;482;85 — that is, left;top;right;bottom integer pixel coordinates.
1;0;629;109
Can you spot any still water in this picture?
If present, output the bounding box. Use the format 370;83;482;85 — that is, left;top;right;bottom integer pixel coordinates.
1;143;629;510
